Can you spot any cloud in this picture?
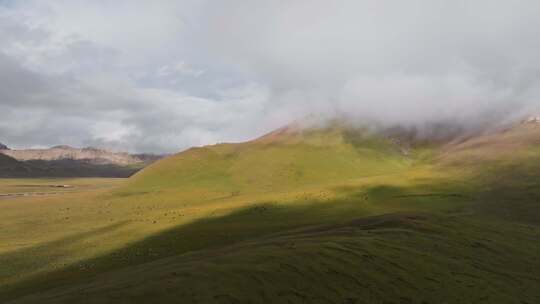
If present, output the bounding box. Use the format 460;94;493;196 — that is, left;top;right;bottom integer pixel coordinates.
1;1;540;152
157;62;205;78
200;0;540;123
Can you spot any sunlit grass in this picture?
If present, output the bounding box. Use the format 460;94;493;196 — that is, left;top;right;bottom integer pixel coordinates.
1;126;540;303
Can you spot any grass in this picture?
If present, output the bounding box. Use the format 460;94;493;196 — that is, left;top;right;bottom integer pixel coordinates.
0;178;123;194
0;125;540;303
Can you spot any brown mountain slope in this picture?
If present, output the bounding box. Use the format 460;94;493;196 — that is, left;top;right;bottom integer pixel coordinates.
0;144;164;178
436;117;540;166
1;145;141;166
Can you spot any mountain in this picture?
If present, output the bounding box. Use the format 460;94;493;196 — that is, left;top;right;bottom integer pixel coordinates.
1;145;142;166
127;124;413;195
0;142;8;150
437;115;540;166
2;118;540;303
0;144;162;178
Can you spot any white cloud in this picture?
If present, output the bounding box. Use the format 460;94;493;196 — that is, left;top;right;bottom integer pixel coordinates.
157;62;205;78
1;1;540;153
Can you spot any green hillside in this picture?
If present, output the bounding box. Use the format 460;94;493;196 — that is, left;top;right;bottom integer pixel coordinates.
1;123;540;303
126;125;415;196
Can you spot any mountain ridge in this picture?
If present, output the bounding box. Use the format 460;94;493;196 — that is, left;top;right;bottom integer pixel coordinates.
1;145;142;166
0;144;163;178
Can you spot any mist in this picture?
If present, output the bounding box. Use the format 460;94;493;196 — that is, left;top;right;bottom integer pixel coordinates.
201;1;540;127
1;1;540;152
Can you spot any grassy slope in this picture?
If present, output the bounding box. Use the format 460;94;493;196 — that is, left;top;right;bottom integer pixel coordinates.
126;126;410;195
0;178;123;194
1;125;540;303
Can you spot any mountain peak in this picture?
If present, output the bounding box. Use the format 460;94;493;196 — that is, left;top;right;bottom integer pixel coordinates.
0;142;8;150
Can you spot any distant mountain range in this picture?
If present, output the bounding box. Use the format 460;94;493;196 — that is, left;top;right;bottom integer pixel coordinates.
0;144;163;178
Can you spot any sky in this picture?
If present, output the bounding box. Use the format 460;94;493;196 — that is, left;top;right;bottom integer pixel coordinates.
1;0;540;153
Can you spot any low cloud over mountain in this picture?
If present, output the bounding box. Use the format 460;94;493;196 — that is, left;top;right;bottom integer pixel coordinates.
1;1;540;153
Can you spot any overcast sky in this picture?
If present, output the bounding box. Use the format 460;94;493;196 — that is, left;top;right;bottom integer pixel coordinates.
1;0;540;153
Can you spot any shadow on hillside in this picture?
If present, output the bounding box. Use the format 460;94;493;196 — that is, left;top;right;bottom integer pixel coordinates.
469;160;540;224
0;221;129;293
0;159;143;178
3;159;540;301
0;177;472;302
